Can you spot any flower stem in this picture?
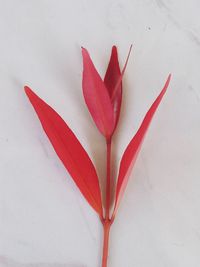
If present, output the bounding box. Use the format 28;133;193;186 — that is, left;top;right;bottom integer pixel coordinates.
101;220;111;267
105;138;111;220
101;137;112;267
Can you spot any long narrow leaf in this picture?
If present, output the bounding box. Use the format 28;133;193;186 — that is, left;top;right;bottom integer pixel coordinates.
25;86;103;216
112;75;171;218
104;46;122;130
82;48;115;138
111;45;132;102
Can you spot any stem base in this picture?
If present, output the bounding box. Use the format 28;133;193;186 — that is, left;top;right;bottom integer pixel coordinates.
101;221;111;267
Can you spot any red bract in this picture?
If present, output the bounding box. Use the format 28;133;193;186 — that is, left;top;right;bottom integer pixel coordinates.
24;87;103;217
82;47;115;138
104;46;122;131
112;74;171;220
24;46;171;267
82;45;132;138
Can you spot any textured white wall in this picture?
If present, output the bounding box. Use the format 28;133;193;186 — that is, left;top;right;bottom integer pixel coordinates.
0;1;199;266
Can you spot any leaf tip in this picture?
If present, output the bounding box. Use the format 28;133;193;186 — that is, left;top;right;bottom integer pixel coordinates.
112;45;117;52
164;73;172;92
81;46;88;56
24;85;32;96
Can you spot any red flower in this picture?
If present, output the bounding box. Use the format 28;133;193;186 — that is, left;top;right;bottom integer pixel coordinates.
24;46;171;267
82;45;132;138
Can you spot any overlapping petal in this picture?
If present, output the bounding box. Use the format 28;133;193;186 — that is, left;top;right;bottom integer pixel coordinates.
82;48;115;138
104;46;122;130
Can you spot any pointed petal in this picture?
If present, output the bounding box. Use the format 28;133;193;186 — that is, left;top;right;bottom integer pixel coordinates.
112;75;171;218
82;47;115;138
104;46;122;129
111;45;132;102
25;86;103;216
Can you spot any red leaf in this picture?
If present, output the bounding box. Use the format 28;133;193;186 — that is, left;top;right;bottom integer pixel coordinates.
82;47;115;138
111;45;132;102
24;86;103;216
104;46;122;130
112;75;171;218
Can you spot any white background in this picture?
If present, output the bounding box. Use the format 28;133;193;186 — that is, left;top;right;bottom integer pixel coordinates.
0;1;200;267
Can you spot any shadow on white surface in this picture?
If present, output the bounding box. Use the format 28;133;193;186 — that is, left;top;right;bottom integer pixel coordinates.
0;256;85;267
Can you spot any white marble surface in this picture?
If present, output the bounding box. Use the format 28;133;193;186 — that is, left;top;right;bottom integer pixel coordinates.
0;0;200;266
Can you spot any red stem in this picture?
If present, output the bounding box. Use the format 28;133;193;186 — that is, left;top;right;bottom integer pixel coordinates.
101;137;112;267
105;138;111;220
101;221;111;267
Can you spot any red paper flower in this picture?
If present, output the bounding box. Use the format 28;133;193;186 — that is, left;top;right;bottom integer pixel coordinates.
24;46;171;267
